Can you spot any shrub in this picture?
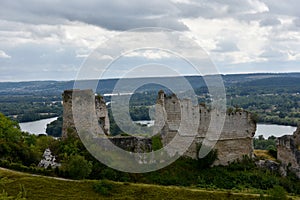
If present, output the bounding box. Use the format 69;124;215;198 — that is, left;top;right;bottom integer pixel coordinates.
227;155;256;171
93;180;114;196
268;185;287;200
63;155;92;180
100;168;118;181
250;112;259;123
197;144;218;169
268;149;277;159
151;135;163;151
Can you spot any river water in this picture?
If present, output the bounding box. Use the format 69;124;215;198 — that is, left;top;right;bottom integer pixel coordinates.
19;117;297;138
255;124;296;139
19;117;58;135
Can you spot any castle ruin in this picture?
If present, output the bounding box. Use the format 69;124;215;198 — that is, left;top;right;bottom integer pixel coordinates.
277;125;300;177
156;90;256;165
62;89;110;138
62;89;256;166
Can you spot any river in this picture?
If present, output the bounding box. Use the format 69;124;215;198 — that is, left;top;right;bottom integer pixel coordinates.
134;120;297;139
255;124;297;139
19;117;297;138
19;117;58;135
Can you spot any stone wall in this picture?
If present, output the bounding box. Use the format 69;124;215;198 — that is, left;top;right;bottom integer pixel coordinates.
108;136;152;153
277;126;300;177
62;89;151;154
62;89;256;166
62;90;76;138
156;90;256;166
62;89;110;138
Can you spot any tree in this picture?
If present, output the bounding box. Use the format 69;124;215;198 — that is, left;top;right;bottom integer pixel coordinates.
0;113;22;142
258;135;265;141
268;135;276;140
63;155;92;179
46;117;62;137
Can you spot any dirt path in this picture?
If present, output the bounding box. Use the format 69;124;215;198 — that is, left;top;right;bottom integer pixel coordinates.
0;167;78;182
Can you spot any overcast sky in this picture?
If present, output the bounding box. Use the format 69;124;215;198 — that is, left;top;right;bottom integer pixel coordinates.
0;0;300;81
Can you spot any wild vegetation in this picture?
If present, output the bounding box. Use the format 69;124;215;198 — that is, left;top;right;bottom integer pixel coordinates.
1;73;300;198
0;113;300;198
253;135;277;160
1;168;278;200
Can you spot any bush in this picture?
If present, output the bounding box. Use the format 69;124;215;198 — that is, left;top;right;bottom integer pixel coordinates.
151;135;163;151
197;144;218;169
63;155;92;180
250;112;259;123
227;155;256;171
93;180;114;196
100;168;118;181
268;149;277;159
268;185;287;200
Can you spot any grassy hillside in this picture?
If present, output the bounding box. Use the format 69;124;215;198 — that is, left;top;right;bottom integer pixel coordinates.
0;168;276;200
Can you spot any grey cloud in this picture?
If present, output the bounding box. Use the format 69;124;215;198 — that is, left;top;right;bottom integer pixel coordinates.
1;0;300;81
260;48;288;60
0;0;276;32
261;0;300;17
0;0;297;31
225;60;300;74
175;1;227;19
178;0;269;19
213;40;239;52
0;0;188;31
294;18;300;27
0;43;83;81
259;18;281;26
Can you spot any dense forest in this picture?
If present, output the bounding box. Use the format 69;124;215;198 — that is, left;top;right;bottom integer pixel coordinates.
0;95;62;122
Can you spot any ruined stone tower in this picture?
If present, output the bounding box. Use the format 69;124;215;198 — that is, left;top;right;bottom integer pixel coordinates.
62;89;110;138
62;89;256;166
277;125;300;177
156;90;256;165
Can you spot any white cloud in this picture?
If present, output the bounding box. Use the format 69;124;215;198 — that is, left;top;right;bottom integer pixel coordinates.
124;49;172;60
0;50;11;58
183;18;267;61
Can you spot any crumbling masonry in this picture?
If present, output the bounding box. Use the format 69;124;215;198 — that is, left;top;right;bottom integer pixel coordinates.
62;89;256;166
277;125;300;177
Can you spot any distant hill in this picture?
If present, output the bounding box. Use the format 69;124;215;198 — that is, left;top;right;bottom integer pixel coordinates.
0;72;300;96
239;77;300;87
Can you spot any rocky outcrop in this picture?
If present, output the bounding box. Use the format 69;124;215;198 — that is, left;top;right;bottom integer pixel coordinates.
38;148;61;168
256;159;280;172
277;125;300;177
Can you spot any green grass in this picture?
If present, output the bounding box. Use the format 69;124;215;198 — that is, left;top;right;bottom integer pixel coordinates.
0;168;275;200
